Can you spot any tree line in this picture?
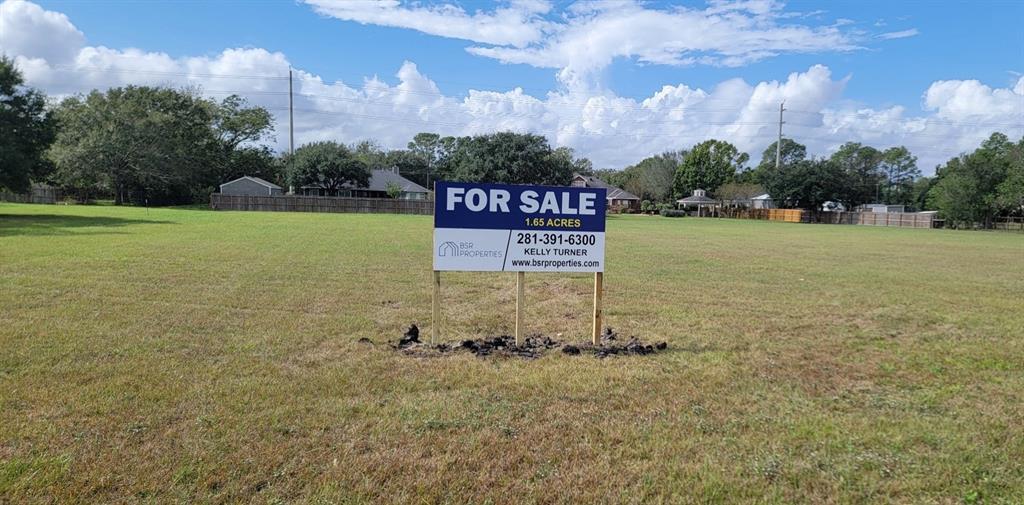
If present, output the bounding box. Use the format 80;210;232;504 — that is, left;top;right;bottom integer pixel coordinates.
2;57;1021;225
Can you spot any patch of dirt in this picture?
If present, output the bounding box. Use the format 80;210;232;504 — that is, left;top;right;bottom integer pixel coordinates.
394;325;668;360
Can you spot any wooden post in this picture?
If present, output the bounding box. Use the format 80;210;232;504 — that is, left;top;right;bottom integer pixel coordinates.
592;272;603;345
515;271;525;347
432;270;441;344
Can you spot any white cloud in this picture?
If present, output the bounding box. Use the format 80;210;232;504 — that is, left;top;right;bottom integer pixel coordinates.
0;0;84;62
2;0;1022;176
877;28;919;40
309;0;860;90
302;0;551;48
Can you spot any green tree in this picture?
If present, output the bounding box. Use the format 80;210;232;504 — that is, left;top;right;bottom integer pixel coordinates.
286;141;370;196
50;86;219;204
439;132;573;186
717;182;766;206
672;140;747;198
384;181;403;199
879;146;920;206
769;158;845;210
752;139;807;197
830;142;883;208
50;86;273;204
0;56;55;193
995;138;1024;215
929;133;1019;227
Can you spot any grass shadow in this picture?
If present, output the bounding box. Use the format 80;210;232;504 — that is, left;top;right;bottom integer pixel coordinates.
0;214;175;237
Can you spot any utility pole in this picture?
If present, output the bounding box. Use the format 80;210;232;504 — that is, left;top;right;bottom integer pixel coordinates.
775;101;785;170
288;67;295;156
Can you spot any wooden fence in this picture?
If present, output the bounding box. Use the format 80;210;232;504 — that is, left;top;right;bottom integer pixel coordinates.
210;193;433;215
0;186;60;204
721;208;937;228
814;211;936;228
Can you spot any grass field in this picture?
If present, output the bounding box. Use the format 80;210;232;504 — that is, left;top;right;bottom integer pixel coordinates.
1;203;1022;504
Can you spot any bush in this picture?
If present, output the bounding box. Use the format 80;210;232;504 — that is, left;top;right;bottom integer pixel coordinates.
660;208;687;217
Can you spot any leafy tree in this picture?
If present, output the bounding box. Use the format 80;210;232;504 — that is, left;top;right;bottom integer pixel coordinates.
752;139;807;196
220;146;283;187
385;181;402;199
830;142;883;208
0;56;55;193
672;140;747;198
438;132;573;186
50;86;274;204
929;133;1018;227
385;149;431;188
995;138;1024;215
910;176;937;212
614;151;684;202
769;158;845;210
879;146;920;206
717;182;766;206
286;141;370;196
51;86;220;204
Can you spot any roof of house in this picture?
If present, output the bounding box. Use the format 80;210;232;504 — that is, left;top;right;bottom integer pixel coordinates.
677;195;718;205
571;174;640;200
221;176;282;190
303;169;430;193
752;193;772;200
367;169;430;193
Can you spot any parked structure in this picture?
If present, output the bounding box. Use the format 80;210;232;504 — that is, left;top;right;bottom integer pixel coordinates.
300;169;429;200
677;189;719;217
570;174;640;211
219;176;283;197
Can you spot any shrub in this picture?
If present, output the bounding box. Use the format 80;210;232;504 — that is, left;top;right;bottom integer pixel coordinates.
660;208;687;217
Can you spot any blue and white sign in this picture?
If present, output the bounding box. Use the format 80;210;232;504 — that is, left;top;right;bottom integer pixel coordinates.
433;182;607;272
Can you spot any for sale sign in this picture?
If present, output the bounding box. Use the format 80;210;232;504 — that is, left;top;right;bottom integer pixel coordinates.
433;182;607;272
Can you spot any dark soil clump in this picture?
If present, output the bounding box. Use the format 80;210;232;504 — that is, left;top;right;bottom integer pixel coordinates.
394;325;667;359
397;325;420;348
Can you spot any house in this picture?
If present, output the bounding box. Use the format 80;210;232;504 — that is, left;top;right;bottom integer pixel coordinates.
570;174;641;211
751;193;774;209
676;189;719;217
301;169;430;200
856;204;906;213
220;176;283;196
721;193;774;209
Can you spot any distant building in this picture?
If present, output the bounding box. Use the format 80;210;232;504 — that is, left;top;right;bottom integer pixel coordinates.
722;193;774;209
751;193;774;209
570;174;640;211
301;169;430;200
676;189;719;217
219;176;283;196
857;204;906;213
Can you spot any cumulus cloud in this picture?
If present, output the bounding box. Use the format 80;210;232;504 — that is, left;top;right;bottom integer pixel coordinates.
0;0;84;62
2;0;1022;174
877;28;919;40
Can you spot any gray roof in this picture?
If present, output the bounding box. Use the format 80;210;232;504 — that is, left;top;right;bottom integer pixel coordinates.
223;176;282;190
303;169;429;193
572;174;640;200
364;169;430;193
677;195;718;205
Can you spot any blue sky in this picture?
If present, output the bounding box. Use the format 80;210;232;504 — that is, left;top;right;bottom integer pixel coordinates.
4;0;1023;171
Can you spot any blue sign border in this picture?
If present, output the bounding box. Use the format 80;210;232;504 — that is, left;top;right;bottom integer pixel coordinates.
434;181;607;232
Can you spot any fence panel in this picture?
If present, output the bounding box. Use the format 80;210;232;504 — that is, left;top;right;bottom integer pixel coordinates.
210;194;434;215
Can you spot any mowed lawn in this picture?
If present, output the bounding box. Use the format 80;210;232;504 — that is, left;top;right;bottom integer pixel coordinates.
1;203;1022;504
